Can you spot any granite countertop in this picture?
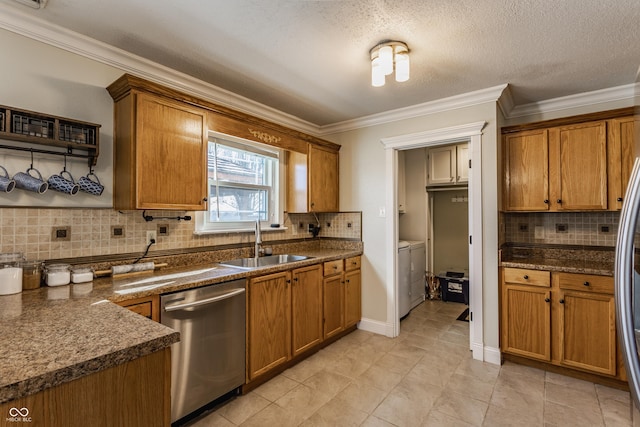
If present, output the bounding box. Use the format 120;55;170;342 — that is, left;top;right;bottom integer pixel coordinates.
0;246;361;404
500;257;614;276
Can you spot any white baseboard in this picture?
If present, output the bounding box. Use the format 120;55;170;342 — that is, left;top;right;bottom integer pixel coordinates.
358;317;394;337
483;346;501;365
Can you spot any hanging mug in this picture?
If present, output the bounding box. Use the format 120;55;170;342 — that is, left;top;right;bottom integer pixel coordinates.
48;170;79;195
78;172;104;196
14;167;48;194
0;166;15;193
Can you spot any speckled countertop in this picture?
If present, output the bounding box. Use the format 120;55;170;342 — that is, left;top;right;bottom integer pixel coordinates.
500;244;615;276
500;257;614;276
0;244;362;404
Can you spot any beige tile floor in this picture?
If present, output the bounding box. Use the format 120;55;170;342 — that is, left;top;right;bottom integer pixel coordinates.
190;300;633;427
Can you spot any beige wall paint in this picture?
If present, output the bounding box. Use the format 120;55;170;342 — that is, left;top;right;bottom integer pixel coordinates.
327;102;500;350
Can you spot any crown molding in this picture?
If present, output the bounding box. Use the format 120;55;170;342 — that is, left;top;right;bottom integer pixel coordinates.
319;84;508;136
507;83;638;119
0;3;321;136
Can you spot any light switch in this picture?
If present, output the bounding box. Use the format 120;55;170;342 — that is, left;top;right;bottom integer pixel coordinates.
379;206;386;217
534;226;544;239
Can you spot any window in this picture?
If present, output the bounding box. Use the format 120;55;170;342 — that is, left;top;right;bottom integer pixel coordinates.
195;134;282;233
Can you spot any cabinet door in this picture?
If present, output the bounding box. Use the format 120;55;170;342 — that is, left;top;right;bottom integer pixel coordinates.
291;265;323;356
308;145;339;212
344;269;361;328
248;272;291;380
501;284;551;361
559;290;616;375
286;150;309;213
135;92;207;210
608;116;637;210
550;121;607;210
456;143;469;183
427;146;455;185
503;129;549;211
323;274;344;339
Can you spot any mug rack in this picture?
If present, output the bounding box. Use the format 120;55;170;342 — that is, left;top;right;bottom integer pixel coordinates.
0;104;101;166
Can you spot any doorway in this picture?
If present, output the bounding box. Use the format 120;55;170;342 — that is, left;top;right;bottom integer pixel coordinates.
381;121;486;362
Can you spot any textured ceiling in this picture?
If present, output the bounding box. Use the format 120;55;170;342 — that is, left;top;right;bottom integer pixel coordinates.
5;0;640;125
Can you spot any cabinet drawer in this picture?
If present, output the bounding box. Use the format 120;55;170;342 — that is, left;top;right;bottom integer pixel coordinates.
323;260;344;276
345;256;361;271
503;268;550;287
557;273;613;294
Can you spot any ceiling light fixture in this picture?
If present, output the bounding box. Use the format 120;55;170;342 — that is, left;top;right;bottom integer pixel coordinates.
370;41;410;87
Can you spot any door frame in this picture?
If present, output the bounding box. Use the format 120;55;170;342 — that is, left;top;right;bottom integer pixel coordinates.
381;121;486;361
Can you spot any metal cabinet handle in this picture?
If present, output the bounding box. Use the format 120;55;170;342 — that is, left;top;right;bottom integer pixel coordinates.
544;199;549;204
559;299;565;304
557;199;562;203
202;197;208;202
618;197;624;202
164;288;245;312
286;279;291;284
294;277;299;282
545;298;550;303
583;281;590;286
523;275;529;280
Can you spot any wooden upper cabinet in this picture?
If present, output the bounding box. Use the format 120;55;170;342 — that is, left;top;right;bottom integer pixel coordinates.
110;90;208;210
287;144;339;213
503;129;550;211
309;145;339;212
608;116;637;210
549;121;607;210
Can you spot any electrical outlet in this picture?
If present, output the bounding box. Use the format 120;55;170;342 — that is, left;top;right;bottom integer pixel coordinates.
534;226;544;239
146;230;157;244
308;223;314;233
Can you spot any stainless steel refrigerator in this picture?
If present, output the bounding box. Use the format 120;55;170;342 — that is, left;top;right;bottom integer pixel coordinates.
616;157;640;409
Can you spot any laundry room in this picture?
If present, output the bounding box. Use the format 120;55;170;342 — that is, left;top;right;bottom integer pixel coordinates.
398;143;470;320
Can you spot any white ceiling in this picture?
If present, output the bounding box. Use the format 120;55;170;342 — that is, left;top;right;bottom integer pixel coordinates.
4;0;640;126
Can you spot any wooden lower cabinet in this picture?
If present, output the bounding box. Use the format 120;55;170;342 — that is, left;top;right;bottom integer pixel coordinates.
502;284;551;361
116;295;159;322
323;256;362;337
501;267;622;381
0;348;170;427
291;265;323;356
247;271;291;381
323;273;344;339
246;257;362;385
344;269;362;328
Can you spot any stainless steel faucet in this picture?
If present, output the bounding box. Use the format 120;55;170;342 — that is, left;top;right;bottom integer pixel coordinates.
254;219;263;258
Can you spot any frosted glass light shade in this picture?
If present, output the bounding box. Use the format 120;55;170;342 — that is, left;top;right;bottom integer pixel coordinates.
379;45;393;76
371;57;385;87
395;51;410;82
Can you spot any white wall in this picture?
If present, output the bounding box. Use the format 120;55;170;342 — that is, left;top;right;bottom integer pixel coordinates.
327;102;500;350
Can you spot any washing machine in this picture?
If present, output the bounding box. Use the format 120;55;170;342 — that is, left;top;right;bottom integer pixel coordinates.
398;241;411;318
407;241;426;309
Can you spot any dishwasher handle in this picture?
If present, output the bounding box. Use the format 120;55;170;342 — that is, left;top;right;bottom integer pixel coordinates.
164;288;245;312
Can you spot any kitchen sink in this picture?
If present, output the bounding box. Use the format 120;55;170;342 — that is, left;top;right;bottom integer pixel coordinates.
219;254;311;269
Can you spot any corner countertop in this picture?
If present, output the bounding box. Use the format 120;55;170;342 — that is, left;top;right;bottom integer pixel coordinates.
0;247;361;404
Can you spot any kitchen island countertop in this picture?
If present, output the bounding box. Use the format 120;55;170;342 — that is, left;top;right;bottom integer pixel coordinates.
0;246;362;404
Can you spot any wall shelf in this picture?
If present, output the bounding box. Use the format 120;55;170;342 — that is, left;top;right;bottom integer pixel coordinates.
0;105;101;166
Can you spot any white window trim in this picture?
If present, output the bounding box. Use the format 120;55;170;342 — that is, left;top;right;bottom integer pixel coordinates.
194;132;286;234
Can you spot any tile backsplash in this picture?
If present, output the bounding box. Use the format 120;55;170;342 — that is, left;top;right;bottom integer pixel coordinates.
0;208;361;261
504;212;620;247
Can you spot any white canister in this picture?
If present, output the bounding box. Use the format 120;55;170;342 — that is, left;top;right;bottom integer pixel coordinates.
71;267;94;284
45;264;71;286
0;253;24;295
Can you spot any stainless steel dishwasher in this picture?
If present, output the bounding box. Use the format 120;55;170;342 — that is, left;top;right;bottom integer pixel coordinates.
160;279;246;424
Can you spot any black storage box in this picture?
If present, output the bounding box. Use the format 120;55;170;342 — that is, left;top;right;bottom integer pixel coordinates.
437;271;469;304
